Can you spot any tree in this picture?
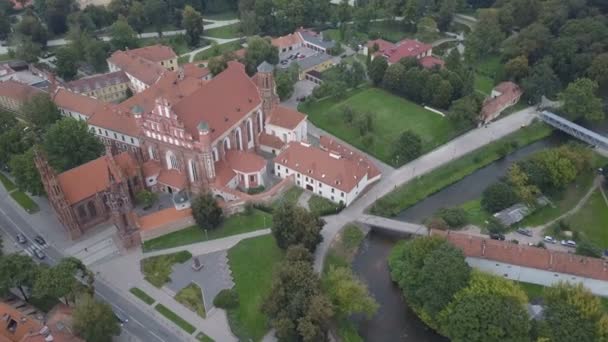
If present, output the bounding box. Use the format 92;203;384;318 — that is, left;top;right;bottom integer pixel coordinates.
34;257;92;305
263;246;333;341
368;57;388;86
0;13;10;40
502;23;552;62
445;49;462;73
73;295;120;342
109;16;138;51
9;149;44;195
531;149;578;190
44;0;78;35
182;5;204;48
135;190;158;208
272;203;323;252
127;1;146;34
275;70;296;101
143;0;167;37
11;36;43;63
392;130;422;165
191;192;223;229
43;119;104;172
416;243;471;318
576;240;602;258
416;17;437;40
542;282;606;342
55;46;79;80
0;122;30;165
382;63;405;92
426;217;449;231
507;164;539;205
85;39;109;73
448;93;483;129
435;207;468;229
559;78;604;122
323;266;379;319
21;93;61;135
243;36;278;75
15;12;48;46
521;61;561;103
207;56;228;76
504;55;529;82
486;216;507;234
0;254;40;300
465;9;504;63
588;53;608;89
481;181;520;213
431;80;453;109
437;0;456;32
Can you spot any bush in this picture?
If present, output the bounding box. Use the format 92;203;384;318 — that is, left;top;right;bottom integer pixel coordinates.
576;240;602;258
192;192;223;230
481;182;520;213
213;289;239;309
426;217;449;231
136;190;158;208
486;217;507;234
247;186;265;195
436;207;468;229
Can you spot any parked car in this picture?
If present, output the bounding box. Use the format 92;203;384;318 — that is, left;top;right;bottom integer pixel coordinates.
33;248;45;260
516;228;533;237
33;235;46;245
561;240;577;248
16;233;27;244
544;236;556;244
490;233;505;241
114;310;129;326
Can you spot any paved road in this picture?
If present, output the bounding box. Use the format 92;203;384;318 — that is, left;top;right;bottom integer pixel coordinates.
313;107;538;271
0;191;182;342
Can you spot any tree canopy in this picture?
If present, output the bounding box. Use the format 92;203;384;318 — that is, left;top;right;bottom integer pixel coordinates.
272;203;323;252
191;192;223;230
43;118;104;172
73;295;121;342
559;78;604;122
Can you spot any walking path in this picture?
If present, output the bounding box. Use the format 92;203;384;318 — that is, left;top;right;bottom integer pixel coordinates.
180;36;243;63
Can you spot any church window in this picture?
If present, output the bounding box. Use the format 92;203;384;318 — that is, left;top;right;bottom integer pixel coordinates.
189;159;199;182
77;205;86;219
212;147;219;162
87;201;97;217
166;151;178;169
247;119;253;143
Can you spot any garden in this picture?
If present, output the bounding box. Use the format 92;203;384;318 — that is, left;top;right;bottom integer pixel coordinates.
141;251;192;287
299;87;457;166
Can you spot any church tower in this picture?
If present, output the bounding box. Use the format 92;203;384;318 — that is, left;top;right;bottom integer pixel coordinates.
256;61;278;116
33;148;83;239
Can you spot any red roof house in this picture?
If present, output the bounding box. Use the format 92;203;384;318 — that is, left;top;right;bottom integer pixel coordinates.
480;82;523;123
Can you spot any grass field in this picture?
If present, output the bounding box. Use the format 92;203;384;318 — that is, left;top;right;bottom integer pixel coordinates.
308;195;342;216
196;332;214;342
474;74;494;95
324;224;366;271
227;235;283;341
474;55;502;94
175;283;206;318
204;23;241;38
562;190;608;248
460;199;492;228
271;186;303;210
370;122;553;217
129;287;155;305
155;304;196;334
141;251;192;287
142;210;272;251
299;87;457;166
11;191;39;213
193;41;242;61
204;10;238;20
0;173;16;192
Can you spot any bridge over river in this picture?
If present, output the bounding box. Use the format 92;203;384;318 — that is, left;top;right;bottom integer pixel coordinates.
539;111;608;150
357;214;428;235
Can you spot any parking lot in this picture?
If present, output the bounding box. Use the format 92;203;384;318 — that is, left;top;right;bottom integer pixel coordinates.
278;46;318;69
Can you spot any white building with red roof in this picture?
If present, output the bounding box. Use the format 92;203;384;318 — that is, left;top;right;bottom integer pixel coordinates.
364;38;444;69
260;105;307;155
480;82;523;123
273;137;381;206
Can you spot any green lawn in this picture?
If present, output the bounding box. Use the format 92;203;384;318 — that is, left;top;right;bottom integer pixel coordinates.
139;35;194;55
563;190;608;248
193;41;242;61
474;55;502;94
474;74;494;95
324;224;366;271
0;54;11;62
204;10;238;20
0;173;16;192
141;251;192;287
271;186;303;210
154;304;196;334
142;210;272;252
11;191;39;213
204;23;241;38
299;87;457;166
129;287;155;305
227;235;283;341
460;199;492;227
196;332;214;342
308;195;342;216
175;283;206;318
370;122;553;217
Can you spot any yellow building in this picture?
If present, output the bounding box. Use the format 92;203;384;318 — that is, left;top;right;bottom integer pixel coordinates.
66;71;130;103
296;53;336;80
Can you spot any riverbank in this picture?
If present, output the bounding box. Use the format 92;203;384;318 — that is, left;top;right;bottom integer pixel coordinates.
370;122;553;217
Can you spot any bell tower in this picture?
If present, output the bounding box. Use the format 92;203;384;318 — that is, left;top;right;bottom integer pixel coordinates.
255;61;278;116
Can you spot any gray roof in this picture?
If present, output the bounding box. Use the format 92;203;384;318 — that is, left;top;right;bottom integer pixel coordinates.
493;203;531;226
257;61;274;73
299;31;336;50
296;53;334;70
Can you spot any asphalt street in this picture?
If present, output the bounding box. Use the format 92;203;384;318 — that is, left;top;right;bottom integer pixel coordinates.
0;194;183;342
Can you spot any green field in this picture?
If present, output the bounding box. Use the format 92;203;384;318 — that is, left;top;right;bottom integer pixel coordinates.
11;191;39;213
308;195;342;216
474;55;502;94
460;199;492;228
141;251;192;287
204;23;241;39
193;41;242;61
562;190;608;248
371;122;552;217
299;87;457;166
155;303;196;334
204;10;238;20
0;173;16;191
142;210;272;252
129;287;155;305
474;74;494;95
227;235;283;341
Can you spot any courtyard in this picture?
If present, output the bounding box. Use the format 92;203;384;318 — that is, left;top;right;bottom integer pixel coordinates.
299;87;459;166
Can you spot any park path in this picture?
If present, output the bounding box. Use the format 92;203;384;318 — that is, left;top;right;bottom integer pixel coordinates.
181;36;243;63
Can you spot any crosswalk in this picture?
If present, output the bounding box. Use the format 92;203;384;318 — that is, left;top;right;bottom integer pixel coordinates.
22;242;49;258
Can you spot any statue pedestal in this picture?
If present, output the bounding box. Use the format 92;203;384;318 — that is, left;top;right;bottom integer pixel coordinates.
191;256;203;271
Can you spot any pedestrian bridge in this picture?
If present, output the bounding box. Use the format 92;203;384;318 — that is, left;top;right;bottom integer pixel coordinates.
539;111;608;150
357;214;428;236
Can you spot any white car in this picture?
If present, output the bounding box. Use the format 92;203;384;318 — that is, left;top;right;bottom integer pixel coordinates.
561;240;576;248
544;236;556;244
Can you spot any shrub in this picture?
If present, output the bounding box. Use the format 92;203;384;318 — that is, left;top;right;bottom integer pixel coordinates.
486;217;507;234
213;289;239;309
426;217;449;231
192;192;223;230
136;190;158;208
247;185;265;195
435;207;468;229
481;182;520;213
576;240;602;258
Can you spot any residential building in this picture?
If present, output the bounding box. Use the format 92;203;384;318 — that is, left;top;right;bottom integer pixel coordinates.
294;53;336;80
304;70;323;85
0;80;43;113
272;28;335;54
65;71;130;102
260;105;307;154
34;147;143;246
480;81;523;123
365;38;444;69
273;137;381;206
271;33;303;53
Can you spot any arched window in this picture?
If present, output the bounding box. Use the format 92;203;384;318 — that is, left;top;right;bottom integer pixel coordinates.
148;146;156;160
223;137;231;151
247;119;253;143
235;128;243;150
212;147;219;162
189;159;199;182
87;201;97;218
165;151;178;169
257;111;264;133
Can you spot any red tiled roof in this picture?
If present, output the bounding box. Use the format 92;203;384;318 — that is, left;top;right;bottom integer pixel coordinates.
142;160;162;178
0;80;43;102
480;81;523;121
259;132;285;150
419;56;445;69
65;71;129;94
57;152;133;205
108;51;166;86
181;63;211;79
225;150;266;173
267;105;306;130
366;38;395;52
127;44;177;62
437;230;608;282
171;62;261;143
274;142;375;192
157;169;187;189
271;33;303;49
319;135;381;181
382;39;432;64
214;160;237;187
87;104;140;137
53;88;100;116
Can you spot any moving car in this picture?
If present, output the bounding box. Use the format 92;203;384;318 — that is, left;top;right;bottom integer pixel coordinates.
114;310;129;326
33;235;46;245
490;233;505;241
16;233;27;244
516;228;533;237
